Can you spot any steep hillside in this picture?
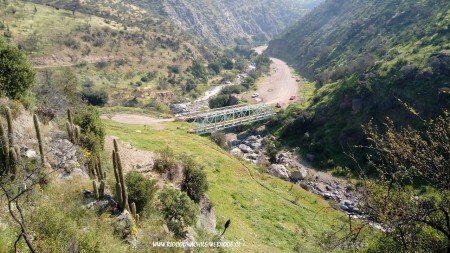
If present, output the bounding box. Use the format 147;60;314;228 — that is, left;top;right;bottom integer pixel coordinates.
1;1;220;113
267;0;450;168
29;0;323;46
129;0;324;45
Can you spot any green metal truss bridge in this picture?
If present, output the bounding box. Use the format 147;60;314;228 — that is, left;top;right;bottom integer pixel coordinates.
176;104;276;135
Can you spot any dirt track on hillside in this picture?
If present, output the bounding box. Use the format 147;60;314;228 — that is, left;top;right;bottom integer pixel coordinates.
251;46;300;108
101;114;173;129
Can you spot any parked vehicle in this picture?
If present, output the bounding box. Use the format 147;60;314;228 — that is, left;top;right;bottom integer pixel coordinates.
251;93;259;98
289;96;296;100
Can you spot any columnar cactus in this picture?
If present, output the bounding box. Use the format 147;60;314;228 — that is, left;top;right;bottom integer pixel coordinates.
66;109;80;145
9;147;18;181
0;122;9;175
5;107;13;147
131;202;139;224
93;180;99;199
112;139;129;212
67;109;73;125
99;180;105;197
33;114;45;164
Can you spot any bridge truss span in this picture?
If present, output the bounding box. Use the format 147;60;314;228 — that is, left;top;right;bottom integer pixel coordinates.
183;104;276;135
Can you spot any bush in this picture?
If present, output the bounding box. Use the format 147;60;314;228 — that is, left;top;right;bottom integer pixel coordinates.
158;187;198;237
0;38;36;99
167;65;180;74
153;147;177;173
125;171;158;213
209;94;230;109
82;88;108;106
182;158;208;203
221;85;245;95
74;106;105;152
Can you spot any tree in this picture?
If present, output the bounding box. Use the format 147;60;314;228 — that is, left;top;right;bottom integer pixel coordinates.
181;157;208;203
158;187;198;237
360;110;450;252
0;38;36;99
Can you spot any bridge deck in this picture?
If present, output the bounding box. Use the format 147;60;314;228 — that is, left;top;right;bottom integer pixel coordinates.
182;104;276;134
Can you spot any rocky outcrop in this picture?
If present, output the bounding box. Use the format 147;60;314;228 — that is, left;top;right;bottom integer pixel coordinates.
198;195;216;234
268;164;289;180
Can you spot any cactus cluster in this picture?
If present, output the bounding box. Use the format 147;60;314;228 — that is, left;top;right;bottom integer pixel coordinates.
0;107;21;180
66;109;80;145
89;155;106;200
112;139;130;212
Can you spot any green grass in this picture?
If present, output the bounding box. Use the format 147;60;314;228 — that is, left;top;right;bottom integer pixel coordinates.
104;119;345;252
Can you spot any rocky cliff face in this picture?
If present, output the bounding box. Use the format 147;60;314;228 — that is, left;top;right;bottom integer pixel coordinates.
133;0;324;45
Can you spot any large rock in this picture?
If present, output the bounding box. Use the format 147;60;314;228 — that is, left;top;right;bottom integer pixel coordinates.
290;168;308;180
197;195;216;234
268;164;289;180
246;153;260;160
230;147;242;157
170;103;188;114
239;144;252;153
23;148;37;159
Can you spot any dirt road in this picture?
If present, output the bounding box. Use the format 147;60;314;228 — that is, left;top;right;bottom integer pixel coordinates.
251;46;299;107
101;114;173;129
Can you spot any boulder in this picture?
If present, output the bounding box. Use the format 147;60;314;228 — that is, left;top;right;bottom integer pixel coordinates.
230;147;242;157
239;144;252;153
323;192;333;200
290;168;308;180
268;164;289;180
246;153;259;160
170;103;188;114
248;141;262;150
24;149;37;158
197;195;216;234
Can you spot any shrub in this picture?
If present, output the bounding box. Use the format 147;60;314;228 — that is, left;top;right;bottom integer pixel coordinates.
153;147;177;173
82;88;108;106
209;94;230;109
181;157;208;203
167;65;180;74
74;106;105;152
158;187;198;237
125;171;158;213
0;38;36;99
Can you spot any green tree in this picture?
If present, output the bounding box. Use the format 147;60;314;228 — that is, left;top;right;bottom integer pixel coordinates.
125;171;157;213
181;157;208;203
0;38;36;99
158;187;198;237
360;111;450;252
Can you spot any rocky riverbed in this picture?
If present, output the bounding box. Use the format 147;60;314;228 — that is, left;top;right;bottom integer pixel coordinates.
227;131;362;215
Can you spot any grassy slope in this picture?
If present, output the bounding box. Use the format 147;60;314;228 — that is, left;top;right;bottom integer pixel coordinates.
104;119;344;252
